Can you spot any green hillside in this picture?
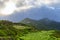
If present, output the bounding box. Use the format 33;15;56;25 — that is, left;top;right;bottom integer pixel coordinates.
0;19;60;40
20;18;60;30
21;30;60;40
0;20;37;40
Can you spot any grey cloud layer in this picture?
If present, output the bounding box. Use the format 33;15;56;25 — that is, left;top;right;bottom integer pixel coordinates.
0;0;60;22
0;0;60;12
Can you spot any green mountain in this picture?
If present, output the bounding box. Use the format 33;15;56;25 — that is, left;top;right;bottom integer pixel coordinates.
20;18;38;26
20;18;60;30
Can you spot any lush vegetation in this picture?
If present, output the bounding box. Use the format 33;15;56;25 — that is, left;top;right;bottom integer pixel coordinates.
20;30;60;40
0;20;36;40
0;19;60;40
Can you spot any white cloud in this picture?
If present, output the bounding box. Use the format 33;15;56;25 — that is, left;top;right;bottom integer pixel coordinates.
8;0;60;8
0;0;60;16
16;0;60;12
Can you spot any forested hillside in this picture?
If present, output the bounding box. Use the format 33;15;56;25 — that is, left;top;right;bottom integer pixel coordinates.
0;18;60;40
21;18;60;30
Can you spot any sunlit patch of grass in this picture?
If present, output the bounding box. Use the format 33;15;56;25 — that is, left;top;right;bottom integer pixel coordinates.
20;30;60;40
13;25;31;29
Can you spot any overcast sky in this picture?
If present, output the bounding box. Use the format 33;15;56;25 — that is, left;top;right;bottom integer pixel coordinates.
0;0;60;22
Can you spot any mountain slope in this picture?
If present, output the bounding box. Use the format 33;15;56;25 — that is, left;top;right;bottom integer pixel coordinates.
20;18;60;30
20;18;38;26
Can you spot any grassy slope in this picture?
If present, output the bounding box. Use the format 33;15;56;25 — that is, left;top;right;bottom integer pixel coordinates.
13;24;60;40
20;30;60;40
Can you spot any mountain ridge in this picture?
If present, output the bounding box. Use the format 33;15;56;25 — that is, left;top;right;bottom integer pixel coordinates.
20;18;60;30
